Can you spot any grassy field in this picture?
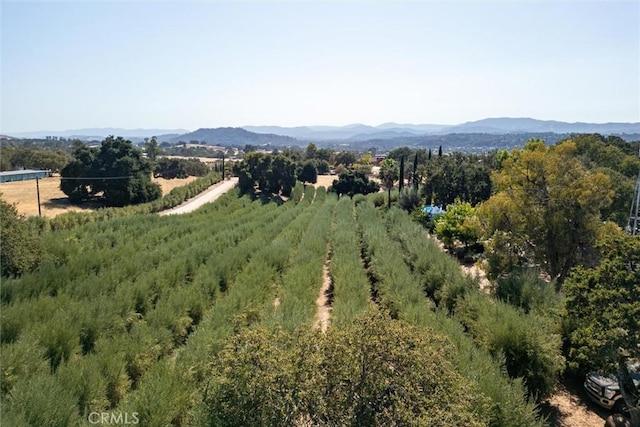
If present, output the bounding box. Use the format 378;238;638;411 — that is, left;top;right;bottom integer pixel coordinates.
0;176;197;218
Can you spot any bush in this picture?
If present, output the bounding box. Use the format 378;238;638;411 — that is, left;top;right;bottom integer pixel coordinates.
398;188;421;212
495;268;562;316
203;309;490;427
455;292;565;399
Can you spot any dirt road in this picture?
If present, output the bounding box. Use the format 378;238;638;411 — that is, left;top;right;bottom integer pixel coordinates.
159;177;238;216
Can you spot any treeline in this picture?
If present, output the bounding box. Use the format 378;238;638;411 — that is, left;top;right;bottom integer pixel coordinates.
0;146;71;173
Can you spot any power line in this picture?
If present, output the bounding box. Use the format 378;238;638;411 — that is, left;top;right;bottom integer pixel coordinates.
59;176;136;180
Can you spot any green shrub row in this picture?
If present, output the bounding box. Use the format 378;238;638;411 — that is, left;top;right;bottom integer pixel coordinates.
384;207;564;400
1;193;300;423
328;197;372;326
355;202;544;426
265;189;336;330
116;192;324;424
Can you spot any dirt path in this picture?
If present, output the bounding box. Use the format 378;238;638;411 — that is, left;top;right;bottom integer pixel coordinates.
541;383;608;427
461;263;492;292
159;177;238;216
313;247;333;333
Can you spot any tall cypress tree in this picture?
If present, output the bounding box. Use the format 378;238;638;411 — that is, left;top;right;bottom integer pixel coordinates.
399;155;405;192
412;153;419;190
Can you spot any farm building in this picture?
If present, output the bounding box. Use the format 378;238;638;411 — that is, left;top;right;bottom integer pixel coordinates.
0;169;49;183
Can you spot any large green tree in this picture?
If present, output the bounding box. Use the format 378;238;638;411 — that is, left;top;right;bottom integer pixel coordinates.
564;230;640;424
297;160;318;186
60;137;161;207
422;152;493;206
143;136;161;162
330;170;380;198
234;152;296;197
379;158;399;209
478;139;613;285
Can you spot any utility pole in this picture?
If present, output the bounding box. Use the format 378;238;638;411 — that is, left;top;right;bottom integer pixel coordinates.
629;168;640;236
222;153;225;180
36;177;42;217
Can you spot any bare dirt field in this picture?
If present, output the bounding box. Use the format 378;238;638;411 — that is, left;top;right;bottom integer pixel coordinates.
313;174;337;188
0;176;196;218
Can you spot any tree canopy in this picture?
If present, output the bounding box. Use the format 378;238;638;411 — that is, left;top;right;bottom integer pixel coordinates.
234;152;297;197
297;160;318;185
60;137;161;207
478;139;613;284
564;230;640;423
421;152;493;206
330;170;380;198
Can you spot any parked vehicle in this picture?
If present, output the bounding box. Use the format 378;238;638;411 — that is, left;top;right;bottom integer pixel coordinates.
584;363;640;414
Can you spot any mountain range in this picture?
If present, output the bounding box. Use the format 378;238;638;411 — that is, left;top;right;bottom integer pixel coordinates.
243;118;640;141
5;118;639;146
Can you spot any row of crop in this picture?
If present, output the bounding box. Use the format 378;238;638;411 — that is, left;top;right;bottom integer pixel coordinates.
383;207;565;399
355;201;544;427
327;196;373;326
111;187;325;425
2;193;303;424
1;189;253;305
264;187;336;330
1;191;283;382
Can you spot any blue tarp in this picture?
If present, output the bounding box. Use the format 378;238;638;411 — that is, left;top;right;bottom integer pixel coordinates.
423;205;446;215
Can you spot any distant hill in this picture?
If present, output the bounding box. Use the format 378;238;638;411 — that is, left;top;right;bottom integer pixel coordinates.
7;118;639;153
445;118;640;134
171;127;298;146
243;119;640;141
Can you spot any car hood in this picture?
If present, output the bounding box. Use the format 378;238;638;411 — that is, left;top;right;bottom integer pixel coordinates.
587;372;618;388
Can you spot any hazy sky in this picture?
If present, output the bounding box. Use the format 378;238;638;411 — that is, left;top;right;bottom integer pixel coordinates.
2;1;639;132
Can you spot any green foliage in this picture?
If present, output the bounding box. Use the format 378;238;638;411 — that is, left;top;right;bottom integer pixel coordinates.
455;292;565;399
494;268;563;316
422;152;493;206
204;309;490;427
1;146;71;172
297;159;318;185
60;137;161;207
398;187;421;213
479;139;614;284
330;170;379;198
0;196;41;277
142;136;161;162
379;158;399;209
435;200;481;251
1;182;550;426
154;157;209;178
564;230;640;375
48;172;222;230
234;152;296;196
334;150;357;166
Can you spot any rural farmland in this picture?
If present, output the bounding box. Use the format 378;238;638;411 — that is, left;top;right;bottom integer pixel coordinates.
2;185;552;426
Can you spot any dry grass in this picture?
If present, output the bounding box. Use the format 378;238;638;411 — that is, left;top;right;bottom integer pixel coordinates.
0;175;197;218
312;174;337;188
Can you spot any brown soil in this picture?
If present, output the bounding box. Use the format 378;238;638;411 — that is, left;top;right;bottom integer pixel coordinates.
312;174;337;189
0;175;196;218
313;247;333;333
541;381;608;427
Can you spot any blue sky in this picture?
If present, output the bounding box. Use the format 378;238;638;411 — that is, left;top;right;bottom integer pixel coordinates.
2;1;639;132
